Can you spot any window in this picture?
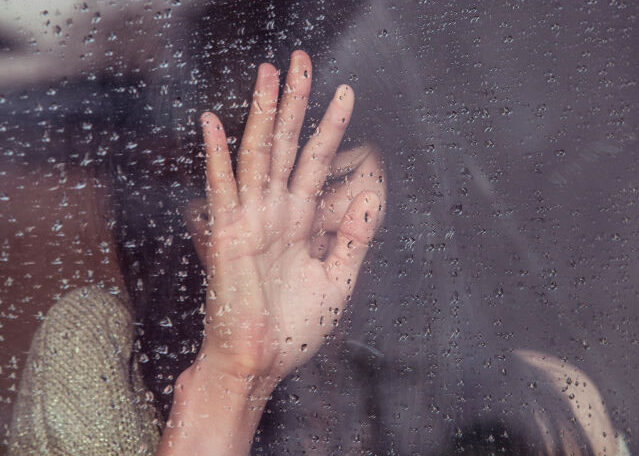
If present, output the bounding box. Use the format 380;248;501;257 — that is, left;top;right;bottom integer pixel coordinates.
1;1;636;454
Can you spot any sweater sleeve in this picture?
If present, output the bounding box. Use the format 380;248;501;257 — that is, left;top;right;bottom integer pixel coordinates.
8;286;160;455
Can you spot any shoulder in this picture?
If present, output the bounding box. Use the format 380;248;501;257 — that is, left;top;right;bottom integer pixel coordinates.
32;286;136;363
9;286;159;455
45;285;133;333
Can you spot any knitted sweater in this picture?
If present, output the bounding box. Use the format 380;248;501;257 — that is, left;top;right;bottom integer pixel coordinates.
8;286;160;455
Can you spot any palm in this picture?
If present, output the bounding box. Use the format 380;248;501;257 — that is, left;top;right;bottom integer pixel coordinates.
198;51;381;380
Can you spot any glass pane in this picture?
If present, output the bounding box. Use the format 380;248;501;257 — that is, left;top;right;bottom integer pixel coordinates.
1;1;637;454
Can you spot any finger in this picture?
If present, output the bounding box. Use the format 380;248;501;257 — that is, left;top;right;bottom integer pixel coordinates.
237;63;279;202
310;147;386;260
289;84;354;201
202;112;239;224
182;198;209;268
323;191;381;298
309;179;356;261
269;50;312;190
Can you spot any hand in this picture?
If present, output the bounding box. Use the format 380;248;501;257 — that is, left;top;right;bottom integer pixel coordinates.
159;51;385;456
193;50;383;384
309;143;386;262
185;144;387;279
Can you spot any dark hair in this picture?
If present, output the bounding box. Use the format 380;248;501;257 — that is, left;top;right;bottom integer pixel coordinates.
239;1;631;453
442;420;542;455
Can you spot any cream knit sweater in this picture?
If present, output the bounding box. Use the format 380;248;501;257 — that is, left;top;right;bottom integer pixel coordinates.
8;286;160;455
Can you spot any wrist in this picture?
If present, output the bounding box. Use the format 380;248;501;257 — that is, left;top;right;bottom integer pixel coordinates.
156;363;276;456
176;359;277;404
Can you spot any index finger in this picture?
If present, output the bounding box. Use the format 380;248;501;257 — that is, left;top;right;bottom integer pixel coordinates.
202;112;239;224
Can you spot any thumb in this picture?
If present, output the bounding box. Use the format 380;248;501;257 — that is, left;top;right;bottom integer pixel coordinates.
323;191;382;298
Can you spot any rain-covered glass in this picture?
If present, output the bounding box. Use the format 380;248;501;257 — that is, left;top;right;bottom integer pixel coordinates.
1;1;637;454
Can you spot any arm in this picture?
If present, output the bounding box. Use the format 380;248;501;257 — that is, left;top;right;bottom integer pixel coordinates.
155;366;272;455
157;50;384;456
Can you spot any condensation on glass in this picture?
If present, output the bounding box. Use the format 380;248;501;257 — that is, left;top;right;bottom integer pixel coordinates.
0;1;637;454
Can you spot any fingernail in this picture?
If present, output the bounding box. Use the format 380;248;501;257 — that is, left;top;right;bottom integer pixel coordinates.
261;63;281;83
364;193;381;220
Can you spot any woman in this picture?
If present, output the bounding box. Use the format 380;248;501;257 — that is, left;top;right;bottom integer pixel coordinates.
4;1;635;454
4;54;630;453
7;50;387;455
